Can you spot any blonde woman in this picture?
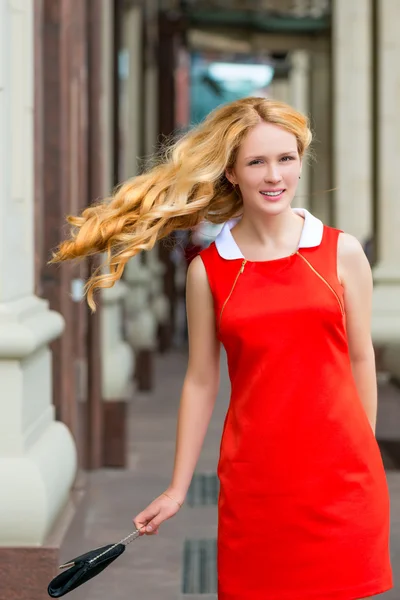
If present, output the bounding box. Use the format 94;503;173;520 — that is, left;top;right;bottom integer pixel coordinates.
52;97;393;599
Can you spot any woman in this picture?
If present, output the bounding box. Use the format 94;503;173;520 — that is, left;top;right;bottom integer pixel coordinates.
52;97;393;599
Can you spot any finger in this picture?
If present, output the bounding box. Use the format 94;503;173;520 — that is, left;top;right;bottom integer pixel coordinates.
144;517;162;534
133;518;151;536
133;508;159;531
136;524;148;536
134;521;155;536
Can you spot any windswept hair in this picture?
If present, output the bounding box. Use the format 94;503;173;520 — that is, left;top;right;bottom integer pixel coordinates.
50;97;312;310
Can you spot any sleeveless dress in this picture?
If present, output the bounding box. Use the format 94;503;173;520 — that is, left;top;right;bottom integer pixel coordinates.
199;209;393;600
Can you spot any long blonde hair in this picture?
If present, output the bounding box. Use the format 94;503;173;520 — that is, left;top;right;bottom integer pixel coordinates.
50;97;312;310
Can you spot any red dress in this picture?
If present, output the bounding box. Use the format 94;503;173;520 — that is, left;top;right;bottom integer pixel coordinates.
199;212;393;600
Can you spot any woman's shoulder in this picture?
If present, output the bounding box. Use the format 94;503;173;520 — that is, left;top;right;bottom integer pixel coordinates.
336;230;371;286
321;224;363;256
336;230;366;259
320;223;367;266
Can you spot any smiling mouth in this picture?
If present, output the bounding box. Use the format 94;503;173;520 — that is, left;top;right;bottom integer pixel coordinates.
260;190;285;197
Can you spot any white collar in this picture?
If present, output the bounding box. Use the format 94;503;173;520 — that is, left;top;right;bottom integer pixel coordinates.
214;208;324;260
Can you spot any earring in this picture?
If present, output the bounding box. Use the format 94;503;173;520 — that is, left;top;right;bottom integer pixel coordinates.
299;176;301;179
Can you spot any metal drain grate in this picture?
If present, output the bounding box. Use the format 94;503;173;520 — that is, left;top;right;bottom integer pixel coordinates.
182;538;217;594
186;473;219;507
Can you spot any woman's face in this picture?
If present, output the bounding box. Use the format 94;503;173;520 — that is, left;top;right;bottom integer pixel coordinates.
226;121;302;215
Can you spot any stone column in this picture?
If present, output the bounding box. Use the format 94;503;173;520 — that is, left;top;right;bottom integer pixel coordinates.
0;0;76;592
268;77;290;104
374;0;400;285
147;247;170;349
371;0;400;375
309;49;332;224
100;0;134;467
122;4;142;181
101;283;134;467
143;24;159;162
143;0;171;351
121;4;158;389
125;256;158;391
289;50;311;210
332;0;372;241
100;0;114;199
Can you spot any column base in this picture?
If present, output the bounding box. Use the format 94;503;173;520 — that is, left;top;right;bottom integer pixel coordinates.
0;475;85;600
103;400;127;468
135;348;154;391
158;322;172;353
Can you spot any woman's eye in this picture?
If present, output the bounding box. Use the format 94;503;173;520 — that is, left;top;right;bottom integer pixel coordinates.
249;156;295;165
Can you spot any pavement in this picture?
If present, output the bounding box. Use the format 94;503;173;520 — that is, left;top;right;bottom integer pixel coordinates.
61;348;400;599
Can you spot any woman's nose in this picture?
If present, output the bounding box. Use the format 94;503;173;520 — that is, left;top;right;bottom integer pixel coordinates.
264;167;282;183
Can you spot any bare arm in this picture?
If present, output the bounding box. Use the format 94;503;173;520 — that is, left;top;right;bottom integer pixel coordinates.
133;255;220;534
338;233;377;434
168;255;221;499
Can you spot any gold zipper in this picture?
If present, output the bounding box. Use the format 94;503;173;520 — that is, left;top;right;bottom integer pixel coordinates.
296;252;345;316
218;259;247;332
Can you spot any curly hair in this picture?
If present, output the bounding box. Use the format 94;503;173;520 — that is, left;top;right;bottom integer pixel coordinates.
50;97;312;310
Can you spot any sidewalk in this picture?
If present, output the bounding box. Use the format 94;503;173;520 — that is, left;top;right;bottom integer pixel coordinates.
60;349;400;599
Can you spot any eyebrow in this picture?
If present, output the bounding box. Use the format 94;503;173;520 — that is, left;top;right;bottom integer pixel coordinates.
245;151;298;160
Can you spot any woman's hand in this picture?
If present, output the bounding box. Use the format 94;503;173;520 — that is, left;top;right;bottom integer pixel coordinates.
133;490;184;536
